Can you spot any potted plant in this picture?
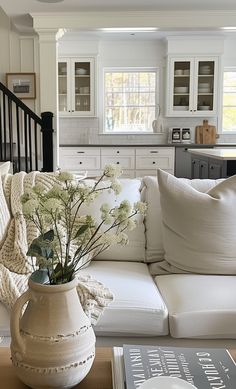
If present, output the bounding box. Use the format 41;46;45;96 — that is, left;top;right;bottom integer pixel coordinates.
10;165;146;389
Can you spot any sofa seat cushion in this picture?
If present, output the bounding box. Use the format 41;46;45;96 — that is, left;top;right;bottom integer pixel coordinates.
80;261;168;336
155;274;236;339
0;303;10;336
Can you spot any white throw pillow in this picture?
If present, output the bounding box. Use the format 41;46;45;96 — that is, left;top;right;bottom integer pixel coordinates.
0;177;10;247
0;161;11;176
157;169;236;274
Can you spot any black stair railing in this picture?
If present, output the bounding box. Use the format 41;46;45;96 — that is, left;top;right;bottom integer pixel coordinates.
0;82;54;173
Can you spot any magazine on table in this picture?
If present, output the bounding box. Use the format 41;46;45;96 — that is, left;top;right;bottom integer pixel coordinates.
112;344;236;389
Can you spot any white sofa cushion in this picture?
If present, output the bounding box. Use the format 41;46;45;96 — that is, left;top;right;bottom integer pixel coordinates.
157;169;236;274
80;261;168;336
155;274;236;338
82;178;145;262
0;161;11;176
0;175;10;246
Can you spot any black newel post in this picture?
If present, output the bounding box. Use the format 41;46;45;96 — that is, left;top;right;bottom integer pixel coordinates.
41;111;54;172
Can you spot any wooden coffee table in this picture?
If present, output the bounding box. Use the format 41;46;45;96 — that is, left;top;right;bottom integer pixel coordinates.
1;347;236;389
0;347;113;389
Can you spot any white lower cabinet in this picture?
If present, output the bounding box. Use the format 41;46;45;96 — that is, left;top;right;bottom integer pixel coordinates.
101;147;135;175
136;147;175;175
59;146;175;177
59;147;101;176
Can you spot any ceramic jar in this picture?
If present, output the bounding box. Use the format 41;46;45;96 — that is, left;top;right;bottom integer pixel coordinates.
10;278;96;389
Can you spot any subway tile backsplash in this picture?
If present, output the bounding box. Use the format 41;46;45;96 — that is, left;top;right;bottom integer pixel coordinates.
59;117;236;145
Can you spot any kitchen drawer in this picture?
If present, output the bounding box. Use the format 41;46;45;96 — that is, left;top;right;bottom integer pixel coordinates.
59;155;100;171
101;147;135;156
135;147;174;157
135;155;174;171
60;147;100;157
101;156;135;170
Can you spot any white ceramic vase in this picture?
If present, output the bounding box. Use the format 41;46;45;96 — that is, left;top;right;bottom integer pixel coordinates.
10;277;96;389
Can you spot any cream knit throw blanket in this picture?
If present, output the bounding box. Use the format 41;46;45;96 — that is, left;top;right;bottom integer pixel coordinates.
0;171;113;325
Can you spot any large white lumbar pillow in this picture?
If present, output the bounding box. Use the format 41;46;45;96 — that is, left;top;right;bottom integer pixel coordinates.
157;169;236;274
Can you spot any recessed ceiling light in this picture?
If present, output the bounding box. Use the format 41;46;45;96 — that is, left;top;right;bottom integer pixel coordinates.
221;27;236;30
36;0;64;3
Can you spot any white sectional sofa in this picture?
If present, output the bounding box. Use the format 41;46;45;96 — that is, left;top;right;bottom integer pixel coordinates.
1;171;236;348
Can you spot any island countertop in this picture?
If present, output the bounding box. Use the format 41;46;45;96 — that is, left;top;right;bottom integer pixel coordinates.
188;148;236;160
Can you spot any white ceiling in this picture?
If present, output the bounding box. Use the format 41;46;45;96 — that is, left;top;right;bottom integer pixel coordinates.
2;0;236;35
1;0;236;15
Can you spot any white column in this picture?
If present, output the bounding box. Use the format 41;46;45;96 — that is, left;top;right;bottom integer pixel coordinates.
34;28;65;171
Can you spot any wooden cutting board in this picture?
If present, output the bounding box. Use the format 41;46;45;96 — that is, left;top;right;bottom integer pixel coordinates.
195;120;217;144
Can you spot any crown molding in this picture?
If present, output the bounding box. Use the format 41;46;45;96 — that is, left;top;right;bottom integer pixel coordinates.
31;10;236;31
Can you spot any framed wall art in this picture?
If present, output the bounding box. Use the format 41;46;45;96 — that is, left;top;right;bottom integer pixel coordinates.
6;73;36;99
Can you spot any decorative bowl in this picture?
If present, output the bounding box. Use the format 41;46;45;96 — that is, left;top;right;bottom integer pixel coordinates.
174;86;189;93
76;68;87;75
139;377;197;389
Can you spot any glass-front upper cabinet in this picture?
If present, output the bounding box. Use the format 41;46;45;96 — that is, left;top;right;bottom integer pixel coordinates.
58;61;69;113
58;57;95;117
166;56;218;117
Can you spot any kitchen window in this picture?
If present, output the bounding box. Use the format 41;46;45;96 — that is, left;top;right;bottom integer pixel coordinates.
103;68;158;133
222;68;236;133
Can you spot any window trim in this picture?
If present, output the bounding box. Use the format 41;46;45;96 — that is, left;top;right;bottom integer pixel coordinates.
101;67;159;134
222;67;236;134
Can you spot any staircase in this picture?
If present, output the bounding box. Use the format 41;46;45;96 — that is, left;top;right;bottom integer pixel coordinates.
0;82;54;173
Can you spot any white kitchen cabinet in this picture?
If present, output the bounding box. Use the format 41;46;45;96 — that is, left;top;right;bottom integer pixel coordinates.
136;147;175;176
101;147;135;177
166;56;219;117
59;147;100;175
59;147;175;177
58;57;96;117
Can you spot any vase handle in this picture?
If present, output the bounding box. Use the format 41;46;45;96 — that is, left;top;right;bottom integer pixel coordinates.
10;289;32;358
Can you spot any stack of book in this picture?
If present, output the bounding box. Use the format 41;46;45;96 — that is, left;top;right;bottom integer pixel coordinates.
112;345;236;389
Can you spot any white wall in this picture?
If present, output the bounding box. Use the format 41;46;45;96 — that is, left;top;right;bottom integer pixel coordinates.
0;7;10;83
0;7;40;113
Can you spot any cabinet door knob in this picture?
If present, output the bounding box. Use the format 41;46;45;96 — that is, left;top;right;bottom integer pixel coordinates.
152;161;156;165
200;164;204;168
210;165;214;169
192;161;195;164
116;161;120;164
116;151;120;154
79;162;82;165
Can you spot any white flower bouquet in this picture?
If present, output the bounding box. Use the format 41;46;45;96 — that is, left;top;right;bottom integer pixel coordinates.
21;165;146;285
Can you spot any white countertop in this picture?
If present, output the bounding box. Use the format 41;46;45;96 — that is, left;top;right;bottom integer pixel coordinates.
188;148;236;160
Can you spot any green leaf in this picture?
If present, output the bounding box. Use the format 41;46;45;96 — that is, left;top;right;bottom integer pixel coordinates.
30;269;50;284
27;231;54;259
40;230;54;242
74;224;89;238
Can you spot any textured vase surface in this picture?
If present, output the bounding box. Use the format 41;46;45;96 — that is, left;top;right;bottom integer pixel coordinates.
10;277;96;389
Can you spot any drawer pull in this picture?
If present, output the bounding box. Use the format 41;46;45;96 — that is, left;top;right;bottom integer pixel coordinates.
152;161;156;165
77;151;85;154
79;162;82;165
150;151;159;154
116;162;120;165
116;151;120;154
